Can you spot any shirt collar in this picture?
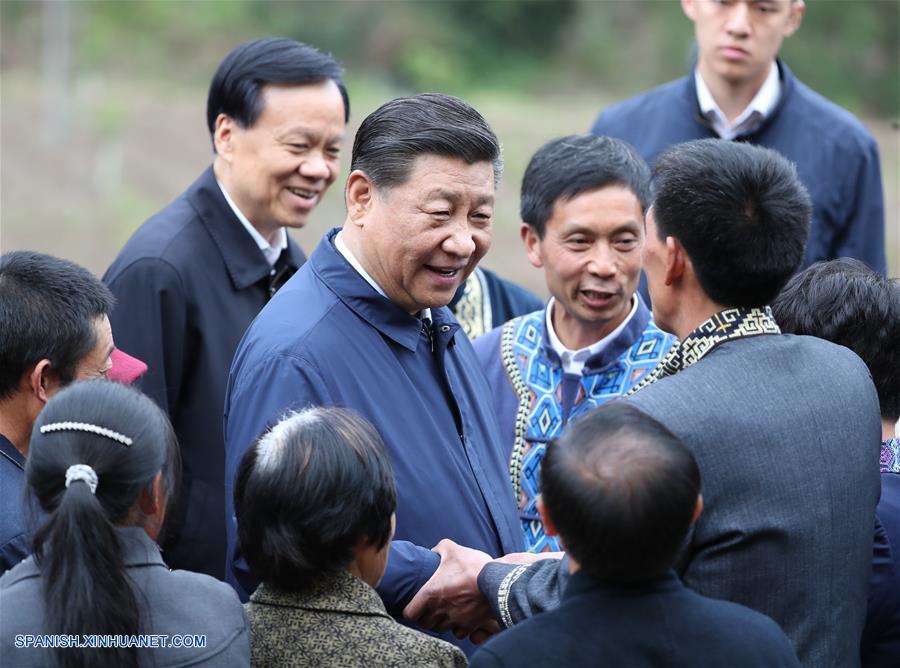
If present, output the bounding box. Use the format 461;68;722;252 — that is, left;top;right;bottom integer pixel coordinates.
217;179;288;268
193;167;304;290
334;230;432;322
250;571;392;620
311;229;450;351
0;432;25;471
695;62;780;140
545;296;639;376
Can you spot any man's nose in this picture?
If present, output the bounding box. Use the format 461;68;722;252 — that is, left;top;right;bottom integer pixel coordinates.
442;221;477;258
587;244;617;278
298;152;332;181
725;1;751;37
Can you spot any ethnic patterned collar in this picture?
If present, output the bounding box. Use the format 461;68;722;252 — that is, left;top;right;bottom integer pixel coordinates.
882;438;900;474
626;306;781;396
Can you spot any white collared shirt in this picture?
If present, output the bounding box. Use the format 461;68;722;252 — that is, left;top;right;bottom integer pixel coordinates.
695;62;780;140
545;296;639;377
216;180;288;268
334;231;431;322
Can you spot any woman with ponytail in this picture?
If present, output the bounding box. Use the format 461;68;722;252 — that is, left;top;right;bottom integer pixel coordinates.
0;380;249;667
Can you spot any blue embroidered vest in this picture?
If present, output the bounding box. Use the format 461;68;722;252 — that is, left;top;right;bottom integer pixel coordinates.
500;306;675;552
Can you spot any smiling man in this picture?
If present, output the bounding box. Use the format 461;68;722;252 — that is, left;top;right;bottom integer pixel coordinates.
473;134;674;552
104;38;348;578
592;0;885;286
224;94;523;654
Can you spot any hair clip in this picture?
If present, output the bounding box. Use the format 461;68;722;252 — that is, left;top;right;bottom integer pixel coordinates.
40;421;133;447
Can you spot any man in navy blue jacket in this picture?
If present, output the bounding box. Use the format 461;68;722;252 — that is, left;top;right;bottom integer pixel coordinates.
470;402;799;668
104;39;348;578
592;0;886;281
224;94;524;653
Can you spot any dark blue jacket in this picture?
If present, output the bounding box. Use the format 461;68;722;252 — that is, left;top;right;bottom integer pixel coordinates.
592;61;886;276
104;166;306;578
224;229;523;611
864;471;900;667
470;570;800;668
0;434;28;574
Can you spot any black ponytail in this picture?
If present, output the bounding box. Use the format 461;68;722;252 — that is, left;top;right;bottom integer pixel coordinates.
27;380;178;668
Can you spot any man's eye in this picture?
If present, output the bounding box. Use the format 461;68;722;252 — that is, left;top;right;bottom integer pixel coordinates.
326;147;341;158
288;143;308;151
430;211;451;220
471;213;492;226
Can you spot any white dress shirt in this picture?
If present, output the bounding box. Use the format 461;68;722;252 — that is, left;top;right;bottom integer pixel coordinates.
695;62;780;140
217;180;288;268
545;296;639;377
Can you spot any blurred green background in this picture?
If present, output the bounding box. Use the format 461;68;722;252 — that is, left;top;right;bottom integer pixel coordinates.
2;0;898;295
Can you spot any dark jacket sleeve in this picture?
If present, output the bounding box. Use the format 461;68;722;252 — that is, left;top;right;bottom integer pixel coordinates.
835;136;886;274
477;557;569;628
224;352;439;608
104;257;187;415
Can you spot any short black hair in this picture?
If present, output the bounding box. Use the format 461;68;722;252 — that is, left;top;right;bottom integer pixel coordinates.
542;401;701;583
651;139;811;307
350;93;502;190
0;251;115;400
206;37;349;150
234;407;396;592
521;134;651;238
772;258;900;421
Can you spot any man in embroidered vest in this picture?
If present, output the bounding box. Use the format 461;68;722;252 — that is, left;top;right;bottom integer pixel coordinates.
591;0;886;288
477;139;881;667
473;134;675;553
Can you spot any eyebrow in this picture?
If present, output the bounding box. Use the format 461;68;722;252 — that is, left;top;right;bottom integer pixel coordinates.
562;221;642;235
278;127;345;142
425;189;494;206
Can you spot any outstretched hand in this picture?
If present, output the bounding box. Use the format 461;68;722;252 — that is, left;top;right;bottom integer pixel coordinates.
403;538;494;636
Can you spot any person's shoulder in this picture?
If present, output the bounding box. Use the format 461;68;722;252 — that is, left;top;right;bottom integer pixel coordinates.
592;76;689;132
780;70;878;152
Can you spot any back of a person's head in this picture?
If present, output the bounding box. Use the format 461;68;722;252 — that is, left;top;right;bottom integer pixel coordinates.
651;139;811;307
350;93;502;190
234;406;396;592
206;37;349;147
0;251;114;400
28;380;178;668
542;401;701;583
772;258;900;422
520;134;651;238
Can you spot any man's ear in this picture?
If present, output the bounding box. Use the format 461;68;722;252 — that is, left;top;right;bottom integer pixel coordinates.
345;170;377;226
681;0;697;22
213;114;239;161
27;359;57;405
664;236;687;287
784;0;805;37
536;495;559;537
521;224;544;269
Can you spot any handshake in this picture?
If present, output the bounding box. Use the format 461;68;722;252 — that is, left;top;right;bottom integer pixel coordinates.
402;539;563;644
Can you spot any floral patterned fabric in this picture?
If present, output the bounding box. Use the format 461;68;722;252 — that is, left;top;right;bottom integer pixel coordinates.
245;571;466;668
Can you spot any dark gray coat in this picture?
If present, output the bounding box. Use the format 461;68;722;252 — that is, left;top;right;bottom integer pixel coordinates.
0;527;250;667
481;334;881;668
